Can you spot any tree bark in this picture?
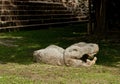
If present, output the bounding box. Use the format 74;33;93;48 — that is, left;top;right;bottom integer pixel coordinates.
94;0;107;36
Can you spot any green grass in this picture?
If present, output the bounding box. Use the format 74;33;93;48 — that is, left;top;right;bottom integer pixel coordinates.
0;25;120;84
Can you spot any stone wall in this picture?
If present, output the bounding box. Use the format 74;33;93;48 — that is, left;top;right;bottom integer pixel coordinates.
0;0;79;29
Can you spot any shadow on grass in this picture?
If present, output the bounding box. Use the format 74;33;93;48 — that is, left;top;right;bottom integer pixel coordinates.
0;25;85;64
96;43;120;68
0;25;120;68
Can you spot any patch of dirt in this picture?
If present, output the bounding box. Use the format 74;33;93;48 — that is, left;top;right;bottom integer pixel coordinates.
0;39;18;47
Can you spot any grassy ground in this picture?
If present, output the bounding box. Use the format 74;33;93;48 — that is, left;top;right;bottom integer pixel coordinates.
0;25;120;84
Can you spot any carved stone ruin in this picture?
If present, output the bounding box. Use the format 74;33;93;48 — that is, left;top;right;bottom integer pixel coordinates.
64;42;98;67
33;42;99;67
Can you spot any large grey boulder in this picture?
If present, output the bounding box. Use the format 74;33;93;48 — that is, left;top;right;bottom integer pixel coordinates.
33;42;99;67
33;45;65;66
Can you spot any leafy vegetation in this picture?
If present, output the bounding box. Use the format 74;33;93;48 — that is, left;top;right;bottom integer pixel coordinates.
0;25;120;84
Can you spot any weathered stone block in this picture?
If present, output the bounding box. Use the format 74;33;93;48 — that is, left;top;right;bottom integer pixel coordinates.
33;42;99;67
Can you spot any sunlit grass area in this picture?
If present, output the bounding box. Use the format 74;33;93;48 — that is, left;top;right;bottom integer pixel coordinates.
0;25;120;84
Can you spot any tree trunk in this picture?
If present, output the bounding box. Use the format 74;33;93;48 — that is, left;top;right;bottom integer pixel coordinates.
94;0;107;36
